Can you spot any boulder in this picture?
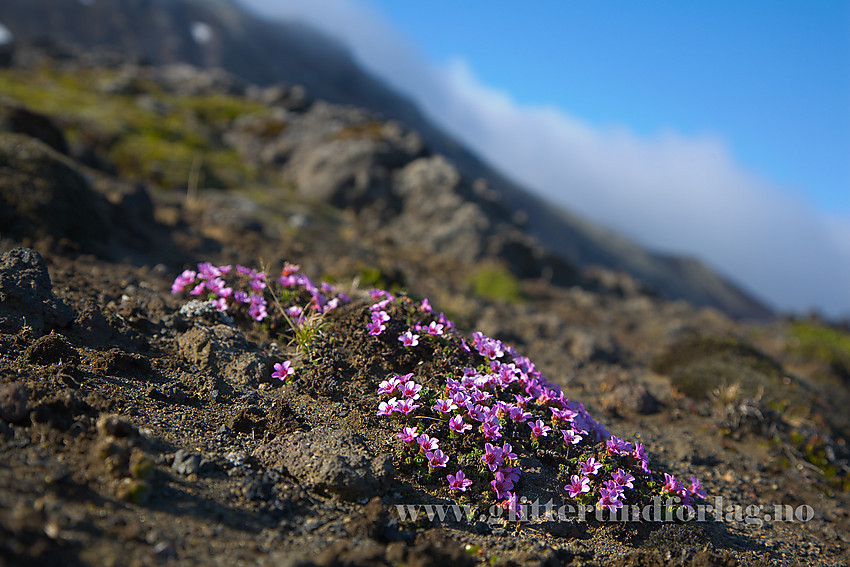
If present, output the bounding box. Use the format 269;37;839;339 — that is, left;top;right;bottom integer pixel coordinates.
176;324;268;388
0;98;68;154
0;247;75;333
0;133;110;250
252;427;393;501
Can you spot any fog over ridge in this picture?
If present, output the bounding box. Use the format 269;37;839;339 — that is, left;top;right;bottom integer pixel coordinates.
241;0;850;317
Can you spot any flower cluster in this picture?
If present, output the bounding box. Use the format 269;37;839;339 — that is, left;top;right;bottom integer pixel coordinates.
371;290;708;520
172;262;270;319
172;262;349;325
371;291;625;519
173;261;351;385
277;262;349;323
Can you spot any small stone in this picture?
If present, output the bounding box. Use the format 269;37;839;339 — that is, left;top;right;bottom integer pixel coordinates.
172;449;201;475
0;382;29;423
303;518;324;533
153;541;177;559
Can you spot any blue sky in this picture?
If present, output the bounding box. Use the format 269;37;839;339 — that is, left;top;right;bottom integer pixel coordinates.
242;0;850;317
366;0;850;215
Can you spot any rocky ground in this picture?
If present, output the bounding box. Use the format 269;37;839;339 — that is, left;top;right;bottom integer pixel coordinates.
1;59;850;566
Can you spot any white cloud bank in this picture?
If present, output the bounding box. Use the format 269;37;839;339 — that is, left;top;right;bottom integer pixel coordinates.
242;0;850;317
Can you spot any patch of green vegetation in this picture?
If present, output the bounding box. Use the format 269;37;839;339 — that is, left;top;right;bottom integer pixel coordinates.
468;262;524;304
175;94;267;128
331;120;385;141
354;265;406;293
651;336;786;400
0;67;265;189
789;320;850;381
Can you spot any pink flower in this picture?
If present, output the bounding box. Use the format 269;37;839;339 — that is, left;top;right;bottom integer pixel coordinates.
426;321;444;336
377;377;401;395
565;475;591;498
398;331;420;347
417;434;439;453
597;486;624;513
438;312;455;330
632;442;651;474
606;436;634;456
579;457;602;476
432;398;458;414
400;381;422;400
481;443;504;472
279;262;301;286
367;321;386;335
448;415;471;434
271;361;294;381
662;473;682;494
470;389;492;403
420;298;433;313
501;492;522;519
490;471;515;498
603;479;624;493
248;293;267;321
397;426;418;443
171;269;197;294
496;364;520;386
500;465;521;484
528;419;551;439
447;470;472;491
561;429;583;445
479;339;504;360
611;468;635;489
481;421;502;441
249;274;267;292
550;407;579;423
371;298;392;311
285;305;304;324
426;450;448;468
372;310;390;323
688;475;708;500
514;394;533;407
369;288;389;300
501;443;518;461
377;398;398;416
396;399;420;416
467;404;490;423
190;282;206;296
509;406;532;423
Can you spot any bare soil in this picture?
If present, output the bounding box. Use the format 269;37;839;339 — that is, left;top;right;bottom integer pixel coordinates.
1;183;849;567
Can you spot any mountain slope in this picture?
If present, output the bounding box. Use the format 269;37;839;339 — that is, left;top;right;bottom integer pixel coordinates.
0;0;772;319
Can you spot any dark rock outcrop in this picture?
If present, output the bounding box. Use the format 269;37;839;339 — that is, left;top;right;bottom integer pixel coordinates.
0;133;110;251
0;247;75;333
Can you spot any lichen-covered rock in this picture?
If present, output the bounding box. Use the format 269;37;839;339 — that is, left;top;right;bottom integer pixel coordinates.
0;247;75;333
176;324;268;387
292;135;412;210
252;427;393;501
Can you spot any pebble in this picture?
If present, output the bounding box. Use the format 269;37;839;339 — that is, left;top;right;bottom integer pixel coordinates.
303;518;324;533
172;449;202;475
0;382;29;423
